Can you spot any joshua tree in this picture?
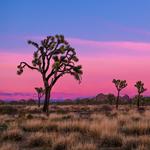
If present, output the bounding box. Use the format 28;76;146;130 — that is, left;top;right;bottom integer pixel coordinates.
134;81;147;109
17;35;83;114
112;79;127;109
35;87;45;107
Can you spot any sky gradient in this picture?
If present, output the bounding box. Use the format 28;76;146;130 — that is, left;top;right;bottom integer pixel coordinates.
0;0;150;99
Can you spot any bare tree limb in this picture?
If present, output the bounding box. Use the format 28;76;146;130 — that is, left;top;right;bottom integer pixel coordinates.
19;62;39;70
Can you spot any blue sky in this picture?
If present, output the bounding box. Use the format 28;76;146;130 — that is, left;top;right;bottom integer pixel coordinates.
1;0;150;43
1;0;150;98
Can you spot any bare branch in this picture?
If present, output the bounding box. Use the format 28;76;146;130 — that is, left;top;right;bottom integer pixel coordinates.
19;62;39;70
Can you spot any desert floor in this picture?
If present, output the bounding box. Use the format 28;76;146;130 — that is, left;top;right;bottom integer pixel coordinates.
0;104;150;150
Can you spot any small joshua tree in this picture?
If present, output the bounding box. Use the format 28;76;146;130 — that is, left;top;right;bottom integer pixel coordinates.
112;79;127;109
134;81;147;109
17;35;83;114
35;87;45;107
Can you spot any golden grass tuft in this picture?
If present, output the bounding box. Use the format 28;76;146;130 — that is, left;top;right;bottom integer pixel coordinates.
100;132;122;147
59;120;89;133
21;119;58;132
70;142;97;150
27;132;52;147
0;142;19;150
88;118;118;138
1;128;23;141
121;121;150;135
52;133;78;150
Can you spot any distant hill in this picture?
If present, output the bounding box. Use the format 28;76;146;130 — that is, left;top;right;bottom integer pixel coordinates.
1;92;150;105
0;92;85;101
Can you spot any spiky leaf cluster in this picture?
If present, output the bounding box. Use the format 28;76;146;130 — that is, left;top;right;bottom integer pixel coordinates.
112;79;127;91
35;87;45;94
35;87;45;99
17;34;83;84
135;81;147;94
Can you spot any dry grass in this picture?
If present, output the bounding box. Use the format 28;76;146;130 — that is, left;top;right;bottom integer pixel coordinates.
27;132;52;147
121;121;150;135
52;133;78;150
20;119;58;132
0;104;150;150
0;142;19;150
123;136;150;149
70;142;97;150
1;128;23;141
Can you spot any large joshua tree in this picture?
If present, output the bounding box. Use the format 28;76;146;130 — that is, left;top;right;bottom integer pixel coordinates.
35;87;45;107
112;79;127;109
134;81;147;109
17;35;83;113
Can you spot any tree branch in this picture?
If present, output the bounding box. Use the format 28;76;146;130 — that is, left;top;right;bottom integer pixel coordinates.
46;68;55;80
19;62;39;70
45;40;60;73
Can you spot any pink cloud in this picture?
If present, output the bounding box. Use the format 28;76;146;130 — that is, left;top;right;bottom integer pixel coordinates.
0;38;150;99
20;36;150;52
67;38;150;52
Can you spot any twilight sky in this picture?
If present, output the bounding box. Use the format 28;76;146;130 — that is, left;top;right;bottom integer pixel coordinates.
0;0;150;99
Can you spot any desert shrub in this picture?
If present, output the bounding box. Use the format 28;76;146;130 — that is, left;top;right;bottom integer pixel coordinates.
123;136;150;149
121;106;130;112
108;111;118;118
2;129;23;141
88;118;118;140
18;111;26;118
26;114;34;119
60;120;88;134
28;108;42;114
131;117;141;122
52;134;76;150
100;104;113;111
0;105;18;115
21;119;58;132
138;107;145;114
21;120;44;132
61;125;85;133
0;142;19;150
61;115;73;120
136;136;150;149
121;122;150;135
137;145;148;150
107;94;116;105
100;133;122;147
53;143;67;150
0;123;8;132
50;114;73;122
56;109;68;114
44;123;58;132
28;132;52;147
123;137;139;150
70;142;97;150
117;115;129;126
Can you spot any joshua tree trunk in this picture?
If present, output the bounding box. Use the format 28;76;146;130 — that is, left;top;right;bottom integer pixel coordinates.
43;87;51;114
38;96;41;107
116;91;120;110
137;93;140;109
